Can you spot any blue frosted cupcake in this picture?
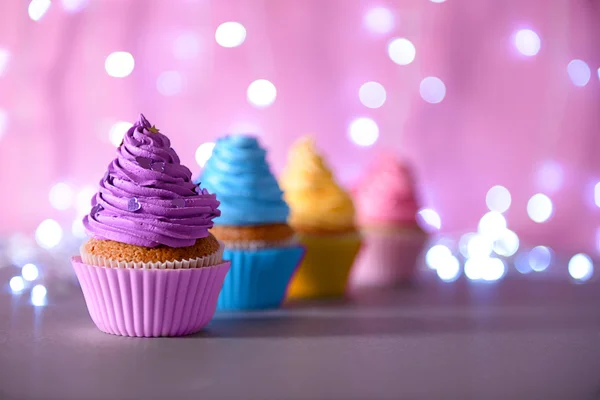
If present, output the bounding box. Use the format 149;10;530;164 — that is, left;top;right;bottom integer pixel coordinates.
197;135;304;310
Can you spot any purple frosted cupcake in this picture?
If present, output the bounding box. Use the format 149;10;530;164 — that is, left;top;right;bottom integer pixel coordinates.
71;114;230;337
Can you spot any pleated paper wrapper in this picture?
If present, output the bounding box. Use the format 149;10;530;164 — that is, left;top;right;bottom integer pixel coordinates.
349;228;427;290
71;253;230;337
217;245;305;311
286;233;362;299
219;236;299;251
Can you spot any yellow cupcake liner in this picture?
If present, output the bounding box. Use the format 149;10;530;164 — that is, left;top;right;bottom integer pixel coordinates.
286;233;362;299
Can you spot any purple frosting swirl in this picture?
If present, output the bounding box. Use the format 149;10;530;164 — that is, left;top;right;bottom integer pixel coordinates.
83;114;221;248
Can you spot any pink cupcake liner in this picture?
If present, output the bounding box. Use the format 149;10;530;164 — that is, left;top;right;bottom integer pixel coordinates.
71;256;230;337
349;230;427;289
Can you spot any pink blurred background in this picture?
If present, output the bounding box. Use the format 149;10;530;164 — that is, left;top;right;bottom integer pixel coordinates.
0;0;599;257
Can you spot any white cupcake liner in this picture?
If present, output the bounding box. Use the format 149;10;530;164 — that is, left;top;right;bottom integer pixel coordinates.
297;231;363;241
221;236;300;250
80;241;225;270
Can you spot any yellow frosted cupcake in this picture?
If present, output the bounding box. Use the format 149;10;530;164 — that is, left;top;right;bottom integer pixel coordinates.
280;137;362;298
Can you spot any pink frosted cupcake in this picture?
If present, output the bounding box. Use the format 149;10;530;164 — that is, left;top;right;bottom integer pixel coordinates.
71;114;230;337
349;155;427;289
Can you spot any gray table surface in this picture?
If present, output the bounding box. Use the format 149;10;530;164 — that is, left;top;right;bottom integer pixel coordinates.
1;272;599;400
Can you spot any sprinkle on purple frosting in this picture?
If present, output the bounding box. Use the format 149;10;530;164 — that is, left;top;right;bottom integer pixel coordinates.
127;198;142;212
82;114;221;248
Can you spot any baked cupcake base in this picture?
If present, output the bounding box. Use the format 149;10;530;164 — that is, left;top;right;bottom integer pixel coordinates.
286;232;362;299
210;224;295;243
217;245;305;311
349;226;427;290
81;235;221;268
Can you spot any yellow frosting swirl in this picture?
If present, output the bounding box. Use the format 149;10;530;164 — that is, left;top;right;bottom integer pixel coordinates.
280;137;356;233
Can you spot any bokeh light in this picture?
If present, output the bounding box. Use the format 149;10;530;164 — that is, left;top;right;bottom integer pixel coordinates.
195;142;216;167
514;29;541;56
105;52;135;78
31;284;47;306
157;70;185;96
465;258;506;281
72;218;86;239
173;33;200;60
35;219;63;249
567;59;591;87
7;235;35;267
430;0;447;3
61;0;87;13
537;160;563;193
527;193;553;223
465;234;494;259
478;211;507;240
215;22;246;48
9;276;25;293
48;182;74;210
568;253;593;281
387;38;416;66
247;79;277;108
348;117;379;147
420;77;446;104
358;81;386;109
28;0;51;21
364;7;394;34
459;232;477;258
486;185;511;213
0;108;7;141
21;263;39;282
228;121;261;134
436;256;461;282
76;186;96;217
482;258;506;281
594;182;600;208
417;208;441;231
0;48;9;77
109;121;131;147
515;252;533;274
464;258;484;280
493;229;519;257
528;245;552;272
425;244;452;270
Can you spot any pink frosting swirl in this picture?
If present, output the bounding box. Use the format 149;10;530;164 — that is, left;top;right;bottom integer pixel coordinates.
354;155;420;227
83;114;220;248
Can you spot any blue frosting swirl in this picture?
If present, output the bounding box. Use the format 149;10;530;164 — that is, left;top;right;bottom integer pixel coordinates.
196;134;289;226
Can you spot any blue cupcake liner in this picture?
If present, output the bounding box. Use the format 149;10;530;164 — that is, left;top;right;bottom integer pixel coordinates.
217;246;305;311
